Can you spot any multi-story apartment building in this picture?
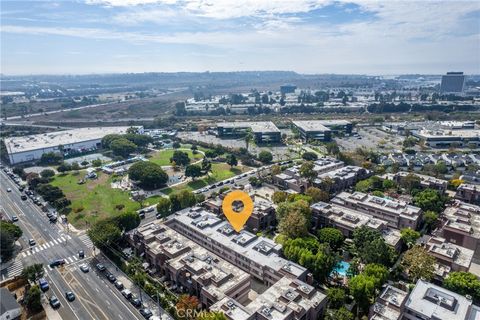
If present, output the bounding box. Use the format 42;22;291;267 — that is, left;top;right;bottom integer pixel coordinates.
273;157;369;194
315;166;371;193
403;279;473;320
165;207;309;286
127;223;251;308
331;191;423;230
310;201;402;251
456;184;480;205
210;277;326;320
371;280;480;320
202;195;276;233
440;200;480;255
369;285;409;320
424;236;473;277
383;172;448;194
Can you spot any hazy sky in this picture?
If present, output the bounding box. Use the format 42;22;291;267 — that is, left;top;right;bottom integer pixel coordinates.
1;0;479;75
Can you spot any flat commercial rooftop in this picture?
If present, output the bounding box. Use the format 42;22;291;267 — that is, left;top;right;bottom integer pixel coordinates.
217;121;280;133
4;127;131;154
292;120;352;132
416;129;480;139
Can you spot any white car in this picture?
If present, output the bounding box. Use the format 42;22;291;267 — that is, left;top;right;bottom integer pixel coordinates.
6;188;12;192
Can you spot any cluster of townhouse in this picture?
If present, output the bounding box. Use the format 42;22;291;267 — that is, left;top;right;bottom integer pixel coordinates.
128;207;327;320
216;120;353;143
382;172;448;194
379;152;480;171
203;195;276;233
273;156;370;194
370;279;480;320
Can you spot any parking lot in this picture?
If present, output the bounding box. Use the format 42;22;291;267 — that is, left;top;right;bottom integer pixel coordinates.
177;131;300;161
336;127;404;152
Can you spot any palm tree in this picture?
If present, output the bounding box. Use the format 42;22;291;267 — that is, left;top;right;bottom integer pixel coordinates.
244;130;254;150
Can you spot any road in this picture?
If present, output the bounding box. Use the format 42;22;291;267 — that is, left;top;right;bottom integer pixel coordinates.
0;170;170;320
3;88;187;122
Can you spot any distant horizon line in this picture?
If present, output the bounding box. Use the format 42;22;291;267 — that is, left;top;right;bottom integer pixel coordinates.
1;70;478;78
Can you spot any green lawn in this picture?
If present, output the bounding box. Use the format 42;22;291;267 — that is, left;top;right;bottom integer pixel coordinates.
51;171;157;228
149;149;203;166
161;163;251;194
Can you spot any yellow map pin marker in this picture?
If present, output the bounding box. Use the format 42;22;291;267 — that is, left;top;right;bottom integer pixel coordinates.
222;190;254;232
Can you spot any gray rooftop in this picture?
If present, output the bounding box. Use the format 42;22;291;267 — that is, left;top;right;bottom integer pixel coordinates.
405;279;472;320
0;288;20;315
217;121;280;133
167;207;306;279
4;126;132;154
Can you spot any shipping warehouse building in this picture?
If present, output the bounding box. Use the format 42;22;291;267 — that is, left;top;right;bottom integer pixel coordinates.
4;126;135;165
217;121;281;143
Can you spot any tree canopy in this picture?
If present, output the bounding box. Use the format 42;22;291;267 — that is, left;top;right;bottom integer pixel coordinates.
413;188;448;213
318;227;344;250
225;154;238;167
302;151;318;161
185;164;202;180
170;150;190;167
299;161;317;183
128;161;168;189
258;150;273;164
444;272;480;302
110;138;137;157
156;197;172;218
400;228;421;247
401;245;435;282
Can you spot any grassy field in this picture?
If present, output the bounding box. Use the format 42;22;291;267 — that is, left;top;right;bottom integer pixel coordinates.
161;163;251;194
148;149;203;166
51;171;157;228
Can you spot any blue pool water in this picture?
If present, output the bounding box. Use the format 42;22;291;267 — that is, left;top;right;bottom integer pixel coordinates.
332;261;350;276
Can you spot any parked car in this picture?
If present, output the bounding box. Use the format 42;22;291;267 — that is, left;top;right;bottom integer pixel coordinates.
131;297;142;308
107;273;116;283
121;289;132;299
49;296;61;309
96;263;106;271
140;308;153;319
39;278;49;291
114;281;124;290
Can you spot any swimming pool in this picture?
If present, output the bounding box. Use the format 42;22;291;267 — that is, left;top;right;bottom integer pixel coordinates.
332;261;350;276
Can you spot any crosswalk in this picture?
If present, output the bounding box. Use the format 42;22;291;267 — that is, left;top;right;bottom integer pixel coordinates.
21;235;72;258
3;260;23;279
79;234;94;248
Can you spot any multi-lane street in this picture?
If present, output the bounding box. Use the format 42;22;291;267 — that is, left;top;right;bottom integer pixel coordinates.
0;170;169;320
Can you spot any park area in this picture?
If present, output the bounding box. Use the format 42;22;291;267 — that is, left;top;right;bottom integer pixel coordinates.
161;163;251;194
148;148;203;166
50;171;159;228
